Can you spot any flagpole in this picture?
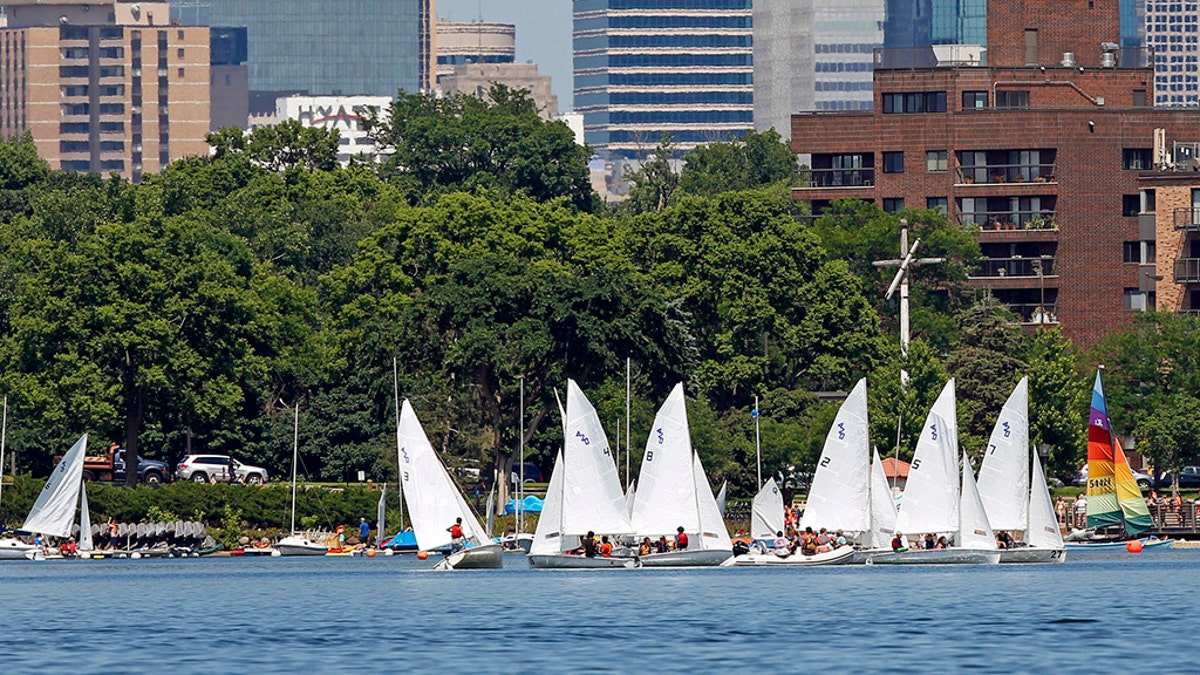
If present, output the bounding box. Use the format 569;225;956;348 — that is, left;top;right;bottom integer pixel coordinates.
753;395;761;488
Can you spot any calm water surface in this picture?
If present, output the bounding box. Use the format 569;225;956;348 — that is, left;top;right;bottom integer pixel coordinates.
1;549;1194;673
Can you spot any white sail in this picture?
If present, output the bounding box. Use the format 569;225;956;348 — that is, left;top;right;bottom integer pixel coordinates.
870;448;898;549
751;477;785;539
397;400;489;552
959;452;998;549
631;383;701;536
976;377;1030;532
561;379;632;536
625;480;636;518
1027;452;1065;549
530;450;565;555
895;380;960;536
716;480;727;517
693;453;732;551
78;482;93;551
23;434;88;538
800;378;870;534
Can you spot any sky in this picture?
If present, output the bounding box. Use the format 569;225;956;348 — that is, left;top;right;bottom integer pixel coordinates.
436;0;574;110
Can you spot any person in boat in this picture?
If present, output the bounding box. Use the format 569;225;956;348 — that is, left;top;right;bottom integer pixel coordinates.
923;533;936;550
773;531;791;558
655;535;670;553
800;528;817;556
61;537;77;558
638;537;653;556
674;526;689;551
447;517;464;550
834;530;847;547
891;533;908;552
582;532;598;558
935;536;948;549
599;535;613;557
816;528;834;553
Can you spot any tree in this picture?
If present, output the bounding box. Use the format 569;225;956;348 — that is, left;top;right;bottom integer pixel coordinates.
1137;393;1200;490
206;120;340;173
678;128;798;197
867;339;948;461
621;135;681;214
363;85;596;212
1025;327;1087;479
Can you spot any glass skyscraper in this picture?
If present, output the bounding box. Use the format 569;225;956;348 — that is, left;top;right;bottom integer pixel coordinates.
573;0;754;158
173;0;432;97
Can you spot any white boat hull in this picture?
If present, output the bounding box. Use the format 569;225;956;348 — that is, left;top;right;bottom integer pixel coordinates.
435;543;504;570
849;547;891;565
999;546;1067;563
867;547;1001;565
0;538;37;560
276;535;327;556
730;545;856;567
1065;537;1174;552
528;553;639;569
637;548;731;567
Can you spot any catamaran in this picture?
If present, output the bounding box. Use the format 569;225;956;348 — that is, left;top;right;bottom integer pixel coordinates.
529;380;637;569
868;380;1000;565
397;399;502;570
1067;369;1172;551
976;377;1065;563
629;383;731;567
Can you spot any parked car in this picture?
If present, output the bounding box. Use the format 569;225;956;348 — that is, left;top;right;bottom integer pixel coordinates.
1157;466;1200;489
175;455;268;484
509;463;543;484
1073;464;1153;490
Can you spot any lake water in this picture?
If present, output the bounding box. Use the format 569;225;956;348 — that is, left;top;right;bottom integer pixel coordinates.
2;549;1194;673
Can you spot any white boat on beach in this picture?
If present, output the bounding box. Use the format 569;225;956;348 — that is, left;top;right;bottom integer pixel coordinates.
528;380;637;569
278;406;328;557
867;380;1000;566
630;383;732;567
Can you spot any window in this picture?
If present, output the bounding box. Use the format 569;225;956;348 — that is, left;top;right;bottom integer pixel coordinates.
927;150;948;172
1123;241;1140;263
883;198;905;213
177;48;185;58
962;91;988;109
1124;289;1147;311
1123;148;1152;170
1123;194;1141;216
882;91;947;113
1134;89;1148;107
1025;29;1039;65
996;90;1031;108
883;152;904;173
1144;189;1157;213
61;85;88;97
927;197;948;213
178;68;185;78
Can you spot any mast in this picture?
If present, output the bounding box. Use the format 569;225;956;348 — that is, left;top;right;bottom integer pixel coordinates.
0;396;6;510
290;403;299;535
753;395;761;488
625;357;631;491
518;374;525;535
393;358;404;531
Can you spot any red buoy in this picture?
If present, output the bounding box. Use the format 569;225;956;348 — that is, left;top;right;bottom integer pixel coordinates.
1127;539;1143;553
417;551;429;560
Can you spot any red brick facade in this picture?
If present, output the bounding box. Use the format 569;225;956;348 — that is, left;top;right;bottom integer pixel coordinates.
987;0;1121;68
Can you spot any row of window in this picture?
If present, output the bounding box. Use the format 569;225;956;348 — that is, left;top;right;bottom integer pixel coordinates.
575;16;752;30
815;81;873;91
575;35;752;51
60;122;124;134
575;54;752;69
577;91;753;106
574;0;750;10
576;73;752;87
61;103;125;116
814;61;873;73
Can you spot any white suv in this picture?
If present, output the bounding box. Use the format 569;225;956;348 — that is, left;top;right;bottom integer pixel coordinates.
176;455;268;484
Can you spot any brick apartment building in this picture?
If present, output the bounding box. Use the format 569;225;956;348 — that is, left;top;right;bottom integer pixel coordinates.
1138;167;1200;315
1;0;210;181
790;0;1200;347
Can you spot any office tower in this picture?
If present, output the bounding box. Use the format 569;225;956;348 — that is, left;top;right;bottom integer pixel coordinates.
437;19;558;118
1;0;210;181
1146;0;1199;107
573;0;753;158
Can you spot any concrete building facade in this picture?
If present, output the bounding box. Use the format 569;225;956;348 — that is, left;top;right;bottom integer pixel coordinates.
790;0;1200;347
1;0;210;181
435;19;515;83
573;0;753;158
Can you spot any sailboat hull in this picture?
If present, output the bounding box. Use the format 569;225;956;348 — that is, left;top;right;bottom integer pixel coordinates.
276;535;327;556
0;538;37;560
730;545;856;567
1065;537;1174;552
638;548;731;567
867;547;1001;565
436;543;504;570
999;546;1067;563
849;547;892;565
528;553;639;569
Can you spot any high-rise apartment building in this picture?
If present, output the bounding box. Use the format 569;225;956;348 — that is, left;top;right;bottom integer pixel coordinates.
573;0;753;158
173;0;435;97
791;0;1200;347
1;0;210;181
1146;0;1199;107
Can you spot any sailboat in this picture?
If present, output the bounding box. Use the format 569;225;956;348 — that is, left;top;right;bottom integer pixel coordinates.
749;477;785;540
868;380;1000;564
277;406;326;556
976;377;1065;563
1067;369;1172;551
22;434;90;561
0;399;36;560
396;400;502;570
529;379;637;569
629;383;732;567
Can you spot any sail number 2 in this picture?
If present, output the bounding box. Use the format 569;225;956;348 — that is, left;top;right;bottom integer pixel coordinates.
575;431;590;446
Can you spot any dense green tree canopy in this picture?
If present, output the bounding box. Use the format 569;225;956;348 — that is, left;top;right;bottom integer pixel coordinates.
678;128;799;197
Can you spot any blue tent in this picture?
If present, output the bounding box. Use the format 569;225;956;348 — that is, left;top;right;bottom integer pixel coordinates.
504;495;544;514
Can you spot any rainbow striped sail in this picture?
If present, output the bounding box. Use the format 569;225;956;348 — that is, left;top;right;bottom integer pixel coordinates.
1085;369;1152;536
1085;371;1122;529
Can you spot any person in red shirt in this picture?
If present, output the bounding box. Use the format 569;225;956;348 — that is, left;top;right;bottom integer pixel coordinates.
674;526;689;550
447;518;464;550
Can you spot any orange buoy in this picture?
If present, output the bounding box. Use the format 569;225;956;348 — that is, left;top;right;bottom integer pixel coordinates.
417;551;428;560
1127;539;1143;553
366;548;377;558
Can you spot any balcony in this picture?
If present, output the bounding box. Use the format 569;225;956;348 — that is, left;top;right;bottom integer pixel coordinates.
1174;208;1200;232
956;164;1056;185
807;168;875;188
962;211;1057;232
1007;302;1059;325
971;256;1056;279
1175;258;1200;283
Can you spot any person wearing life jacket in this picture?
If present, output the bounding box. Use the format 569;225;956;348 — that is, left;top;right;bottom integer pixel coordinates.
447;517;465;550
674;526;689;551
582;531;598;558
599;536;613;557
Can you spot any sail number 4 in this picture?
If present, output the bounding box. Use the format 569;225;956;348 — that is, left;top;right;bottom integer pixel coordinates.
1088;477;1113;489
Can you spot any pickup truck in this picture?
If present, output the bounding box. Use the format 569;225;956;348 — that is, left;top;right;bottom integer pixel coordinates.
83;447;172;484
